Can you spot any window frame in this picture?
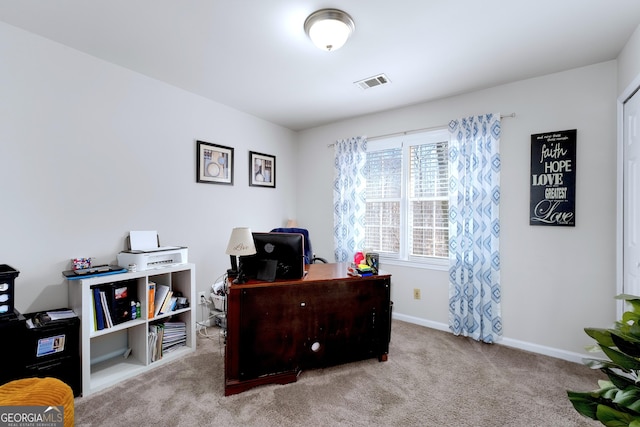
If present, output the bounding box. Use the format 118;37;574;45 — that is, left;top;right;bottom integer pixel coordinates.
365;128;450;271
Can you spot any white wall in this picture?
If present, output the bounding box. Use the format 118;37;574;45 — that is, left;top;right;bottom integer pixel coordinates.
618;23;640;95
296;61;618;360
0;22;298;318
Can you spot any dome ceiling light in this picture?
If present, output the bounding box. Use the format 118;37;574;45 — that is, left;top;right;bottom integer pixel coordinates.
304;8;355;52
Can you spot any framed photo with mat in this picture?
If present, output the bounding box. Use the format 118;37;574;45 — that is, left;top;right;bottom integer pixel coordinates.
249;151;275;188
197;140;234;185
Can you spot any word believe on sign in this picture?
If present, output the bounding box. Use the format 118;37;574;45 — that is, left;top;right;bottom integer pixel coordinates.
530;129;576;226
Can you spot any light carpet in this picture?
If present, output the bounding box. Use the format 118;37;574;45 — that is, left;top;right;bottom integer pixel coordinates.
74;320;603;426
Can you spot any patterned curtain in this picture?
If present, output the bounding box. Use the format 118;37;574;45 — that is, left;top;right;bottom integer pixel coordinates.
333;136;367;262
448;113;502;343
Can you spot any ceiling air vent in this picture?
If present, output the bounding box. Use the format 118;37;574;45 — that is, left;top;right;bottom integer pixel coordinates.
354;73;391;90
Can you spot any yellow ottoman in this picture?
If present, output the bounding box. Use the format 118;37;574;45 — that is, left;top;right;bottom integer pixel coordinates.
0;377;74;427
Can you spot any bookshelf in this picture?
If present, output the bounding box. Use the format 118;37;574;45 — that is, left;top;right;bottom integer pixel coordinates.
68;263;196;396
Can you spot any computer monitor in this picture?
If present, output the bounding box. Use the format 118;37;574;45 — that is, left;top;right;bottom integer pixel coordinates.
239;232;305;281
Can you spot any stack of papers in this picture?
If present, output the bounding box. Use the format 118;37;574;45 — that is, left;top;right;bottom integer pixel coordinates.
47;309;77;321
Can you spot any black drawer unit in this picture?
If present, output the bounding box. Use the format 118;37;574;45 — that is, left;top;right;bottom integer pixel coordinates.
22;310;81;397
0;309;26;385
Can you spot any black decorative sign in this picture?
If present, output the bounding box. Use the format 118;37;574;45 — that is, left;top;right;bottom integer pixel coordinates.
530;129;576;226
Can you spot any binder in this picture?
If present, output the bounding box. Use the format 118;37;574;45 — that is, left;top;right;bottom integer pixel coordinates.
93;287;105;331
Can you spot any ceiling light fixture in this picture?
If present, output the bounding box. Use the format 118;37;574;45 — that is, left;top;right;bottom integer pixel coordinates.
304;8;355;52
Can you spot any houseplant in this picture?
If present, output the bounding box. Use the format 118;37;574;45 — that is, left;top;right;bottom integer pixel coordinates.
568;294;640;426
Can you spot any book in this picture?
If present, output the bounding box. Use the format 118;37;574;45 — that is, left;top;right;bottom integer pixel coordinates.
154;284;170;317
148;282;156;319
92;299;98;331
159;291;174;315
100;290;113;328
93;287;105;331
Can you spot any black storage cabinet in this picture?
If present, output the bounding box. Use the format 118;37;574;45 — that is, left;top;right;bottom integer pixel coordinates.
22;311;81;396
0;310;27;385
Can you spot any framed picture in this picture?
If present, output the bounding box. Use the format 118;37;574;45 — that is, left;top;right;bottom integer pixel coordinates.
529;129;576;226
249;151;276;188
196;140;233;185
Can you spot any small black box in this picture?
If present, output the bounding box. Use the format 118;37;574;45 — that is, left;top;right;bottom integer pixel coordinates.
0;264;19;319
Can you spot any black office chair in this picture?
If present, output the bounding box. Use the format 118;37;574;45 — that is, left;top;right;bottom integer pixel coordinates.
270;227;328;264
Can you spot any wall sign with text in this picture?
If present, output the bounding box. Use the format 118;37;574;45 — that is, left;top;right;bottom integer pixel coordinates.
530;129;576;226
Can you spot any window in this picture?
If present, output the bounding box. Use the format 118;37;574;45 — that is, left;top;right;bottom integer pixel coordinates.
364;129;449;268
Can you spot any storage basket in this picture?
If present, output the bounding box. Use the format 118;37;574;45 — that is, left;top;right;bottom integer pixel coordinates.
211;294;226;311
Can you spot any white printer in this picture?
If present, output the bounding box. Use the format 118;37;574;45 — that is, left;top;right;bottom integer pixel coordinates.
117;231;188;271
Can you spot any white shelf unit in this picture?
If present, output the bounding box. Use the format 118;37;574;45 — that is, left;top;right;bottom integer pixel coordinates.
68;263;196;396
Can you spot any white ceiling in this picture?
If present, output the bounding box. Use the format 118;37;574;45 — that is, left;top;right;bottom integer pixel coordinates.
1;1;640;131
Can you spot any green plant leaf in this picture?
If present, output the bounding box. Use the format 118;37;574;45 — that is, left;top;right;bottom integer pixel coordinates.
568;388;640;423
613;387;640;409
612;333;640;358
614;330;640;345
570;295;640;424
588;328;616;347
601;345;640;371
567;390;599;419
631;322;640;338
623;311;640;324
596;404;640;426
616;294;640;304
586;344;605;353
584;358;625;371
604;387;622;400
629;399;640;413
604;368;637;390
600;380;616;388
619;321;634;337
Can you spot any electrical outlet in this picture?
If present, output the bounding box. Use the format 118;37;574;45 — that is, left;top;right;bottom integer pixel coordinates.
413;288;421;300
198;291;208;305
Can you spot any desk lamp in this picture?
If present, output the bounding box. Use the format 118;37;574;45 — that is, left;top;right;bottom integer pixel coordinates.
225;227;257;284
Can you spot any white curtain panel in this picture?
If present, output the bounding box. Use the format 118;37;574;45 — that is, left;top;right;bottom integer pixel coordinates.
333;136;367;262
448;114;502;343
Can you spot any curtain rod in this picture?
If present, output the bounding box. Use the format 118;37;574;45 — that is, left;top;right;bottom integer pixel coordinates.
327;113;516;147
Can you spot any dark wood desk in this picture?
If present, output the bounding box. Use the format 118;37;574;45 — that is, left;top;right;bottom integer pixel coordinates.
224;262;392;396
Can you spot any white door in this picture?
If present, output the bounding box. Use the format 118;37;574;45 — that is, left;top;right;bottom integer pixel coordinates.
624;89;640;297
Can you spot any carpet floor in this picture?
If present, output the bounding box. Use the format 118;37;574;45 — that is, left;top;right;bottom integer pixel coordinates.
74;320;603;426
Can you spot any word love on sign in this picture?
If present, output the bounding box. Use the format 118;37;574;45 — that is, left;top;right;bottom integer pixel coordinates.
530;129;576;226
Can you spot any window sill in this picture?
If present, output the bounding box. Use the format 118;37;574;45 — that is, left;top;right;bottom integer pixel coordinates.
378;257;448;271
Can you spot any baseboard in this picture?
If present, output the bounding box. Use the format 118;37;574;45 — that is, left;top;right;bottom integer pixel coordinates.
392;312;588;365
